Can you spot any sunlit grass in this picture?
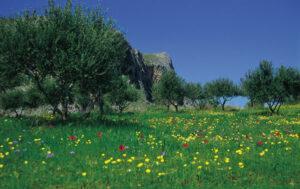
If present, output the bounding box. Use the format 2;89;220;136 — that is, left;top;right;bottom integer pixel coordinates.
0;106;299;188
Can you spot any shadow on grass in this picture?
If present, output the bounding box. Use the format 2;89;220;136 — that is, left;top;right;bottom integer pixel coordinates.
236;108;289;117
1;112;144;129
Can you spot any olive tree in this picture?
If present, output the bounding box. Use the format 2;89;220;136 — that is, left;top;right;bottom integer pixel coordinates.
0;0;128;120
185;82;207;109
242;61;300;114
107;76;139;113
153;71;185;112
204;78;240;110
0;85;44;117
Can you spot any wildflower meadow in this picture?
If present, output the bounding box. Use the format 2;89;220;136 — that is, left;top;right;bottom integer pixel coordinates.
0;105;299;188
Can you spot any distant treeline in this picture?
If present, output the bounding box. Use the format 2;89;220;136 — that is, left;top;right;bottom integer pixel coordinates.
153;61;300;114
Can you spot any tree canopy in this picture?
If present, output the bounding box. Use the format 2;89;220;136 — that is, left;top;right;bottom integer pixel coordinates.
204;78;240;110
241;61;300;114
0;0;128;120
184;82;207;109
153;71;185;112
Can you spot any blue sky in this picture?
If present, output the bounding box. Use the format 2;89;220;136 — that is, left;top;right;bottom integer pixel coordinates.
1;0;299;106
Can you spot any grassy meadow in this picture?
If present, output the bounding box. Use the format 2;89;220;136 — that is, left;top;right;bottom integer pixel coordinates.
0;105;299;188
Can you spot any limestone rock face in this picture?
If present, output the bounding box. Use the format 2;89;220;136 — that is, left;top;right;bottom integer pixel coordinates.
122;47;174;101
143;52;175;83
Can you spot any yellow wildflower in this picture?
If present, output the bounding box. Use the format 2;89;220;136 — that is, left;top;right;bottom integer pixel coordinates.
213;148;219;153
137;163;144;168
224;157;230;163
104;158;112;164
238;162;244;168
235;149;243;155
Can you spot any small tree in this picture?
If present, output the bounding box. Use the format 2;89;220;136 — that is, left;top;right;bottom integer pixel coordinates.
153;71;185;112
0;85;45;117
185;82;207;109
241;61;300;114
0;89;25;117
204;78;240;110
241;72;260;108
108;76;139;113
23;85;45;109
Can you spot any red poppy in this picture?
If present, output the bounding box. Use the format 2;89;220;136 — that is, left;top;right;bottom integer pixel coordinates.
97;132;103;139
257;141;263;146
119;145;126;151
182;143;189;148
274;131;281;137
68;135;77;141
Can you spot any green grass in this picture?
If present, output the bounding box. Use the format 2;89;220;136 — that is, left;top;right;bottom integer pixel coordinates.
0;105;299;188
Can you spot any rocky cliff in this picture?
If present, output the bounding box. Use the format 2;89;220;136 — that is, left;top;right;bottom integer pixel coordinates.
122;47;174;101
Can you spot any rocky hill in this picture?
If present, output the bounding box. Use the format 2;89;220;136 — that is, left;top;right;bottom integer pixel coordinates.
122;47;175;101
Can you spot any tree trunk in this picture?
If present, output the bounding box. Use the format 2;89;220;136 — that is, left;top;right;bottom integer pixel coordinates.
267;104;275;115
97;91;104;114
52;107;57;116
250;99;254;107
221;100;227;111
14;110;19;118
119;106;123;113
174;105;178;112
61;101;68;121
99;98;104;114
276;103;282;114
275;100;282;114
